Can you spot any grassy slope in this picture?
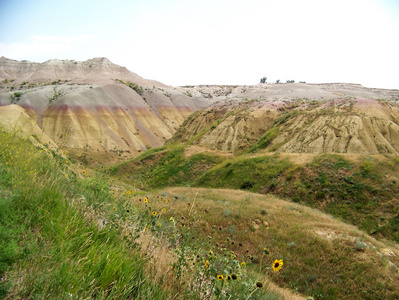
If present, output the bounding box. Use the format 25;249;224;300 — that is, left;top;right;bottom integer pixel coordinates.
107;145;399;244
107;145;225;190
0;129;166;299
141;187;399;299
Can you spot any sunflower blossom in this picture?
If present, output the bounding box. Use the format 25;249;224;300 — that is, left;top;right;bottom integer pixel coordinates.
272;259;283;272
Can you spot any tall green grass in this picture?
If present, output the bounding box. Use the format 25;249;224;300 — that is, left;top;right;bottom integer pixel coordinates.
0;129;166;299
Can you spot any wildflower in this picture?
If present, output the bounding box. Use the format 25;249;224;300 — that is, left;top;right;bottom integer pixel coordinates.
158;223;162;228
126;190;130;194
152;211;157;216
272;259;283;272
143;197;148;203
241;262;246;267
169;217;174;222
231;274;238;280
256;282;263;288
164;199;168;204
126;209;130;213
226;275;232;280
82;170;86;174
263;248;270;255
217;275;224;281
162;208;166;213
204;260;209;268
113;207;117;211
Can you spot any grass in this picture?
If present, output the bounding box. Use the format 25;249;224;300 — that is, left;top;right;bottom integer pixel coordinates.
107;145;225;190
0;129;166;299
273;154;399;241
140;187;399;299
196;155;291;191
248;127;279;153
108;145;399;244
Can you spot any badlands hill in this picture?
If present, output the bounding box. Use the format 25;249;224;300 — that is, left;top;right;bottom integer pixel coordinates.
171;83;399;155
1;56;399;161
0;57;211;160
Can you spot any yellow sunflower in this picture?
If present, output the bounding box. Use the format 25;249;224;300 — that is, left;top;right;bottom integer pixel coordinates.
204;260;209;269
162;208;166;213
217;275;223;281
152;211;157;216
143;197;148;203
272;259;283;272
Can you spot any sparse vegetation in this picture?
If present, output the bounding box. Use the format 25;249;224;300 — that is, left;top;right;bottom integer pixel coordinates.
115;79;144;95
48;88;63;104
249;127;279;153
9;92;23;104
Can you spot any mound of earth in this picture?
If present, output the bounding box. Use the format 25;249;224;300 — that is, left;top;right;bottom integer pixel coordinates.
0;57;212;158
0;104;60;153
170;84;399;155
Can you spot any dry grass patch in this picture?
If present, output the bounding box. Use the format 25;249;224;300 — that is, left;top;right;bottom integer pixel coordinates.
184;145;233;159
142;187;399;299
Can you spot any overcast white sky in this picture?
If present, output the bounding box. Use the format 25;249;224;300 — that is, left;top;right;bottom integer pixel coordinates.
0;0;398;88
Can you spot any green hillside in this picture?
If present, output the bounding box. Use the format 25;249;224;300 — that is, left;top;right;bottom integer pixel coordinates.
107;146;399;243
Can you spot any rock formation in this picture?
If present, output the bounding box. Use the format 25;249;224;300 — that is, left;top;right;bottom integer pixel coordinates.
0;57;212;156
171;84;399;155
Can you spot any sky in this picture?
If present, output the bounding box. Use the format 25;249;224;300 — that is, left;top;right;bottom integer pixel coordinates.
0;0;398;89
